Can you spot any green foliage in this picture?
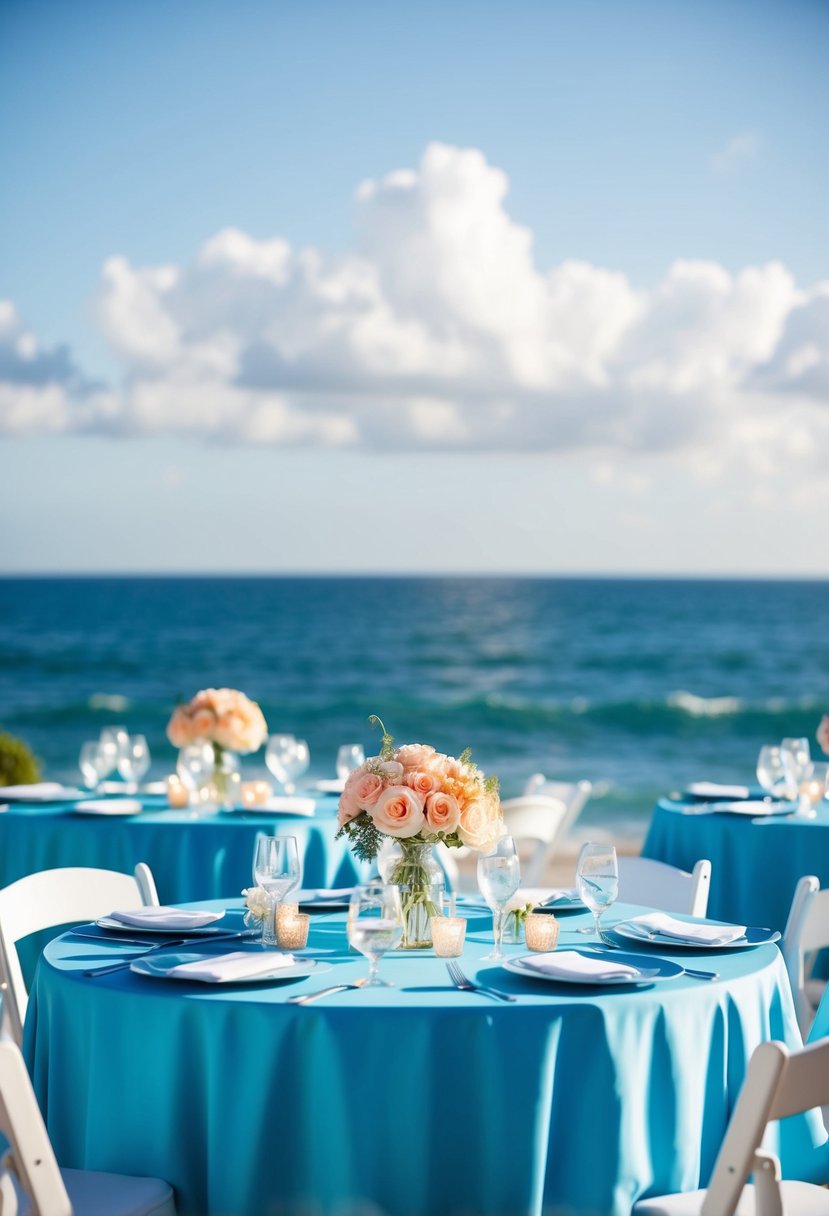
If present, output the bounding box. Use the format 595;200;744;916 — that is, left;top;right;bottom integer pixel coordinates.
367;714;395;759
336;811;384;862
0;732;40;786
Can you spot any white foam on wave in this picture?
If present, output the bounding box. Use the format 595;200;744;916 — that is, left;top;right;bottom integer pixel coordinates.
667;690;741;717
88;693;131;712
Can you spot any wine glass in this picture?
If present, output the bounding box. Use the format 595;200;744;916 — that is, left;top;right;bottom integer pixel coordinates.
252;836;301;946
265;734;297;789
117;735;150;793
176;742;215;807
576;842;619;941
336;744;365;783
757;745;797;800
79;741;106;790
347;883;403;986
782;738;811;792
282;739;310;794
477;835;521;962
95;729;122;782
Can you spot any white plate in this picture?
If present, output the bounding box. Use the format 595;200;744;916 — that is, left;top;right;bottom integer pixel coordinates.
74;798;143;816
310;778;345;794
131;951;328;984
0;784;86;803
612;918;780;950
503;951;683;986
230;796;316;816
96;915;236;936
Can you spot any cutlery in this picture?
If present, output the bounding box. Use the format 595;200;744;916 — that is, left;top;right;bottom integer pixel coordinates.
82;930;251;977
71;929;169;947
445;960;516;1002
595;932;718;981
286;978;368;1005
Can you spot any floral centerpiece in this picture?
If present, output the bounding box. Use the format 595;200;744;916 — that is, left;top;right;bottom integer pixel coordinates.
818;717;829;757
336;717;503;948
167;688;267;806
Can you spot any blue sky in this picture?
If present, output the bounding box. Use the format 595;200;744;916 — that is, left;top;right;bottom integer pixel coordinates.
1;0;828;573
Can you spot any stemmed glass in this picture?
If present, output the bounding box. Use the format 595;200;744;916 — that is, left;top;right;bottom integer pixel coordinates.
347;883;403;986
282;739;310;794
336;744;365;783
79;742;109;791
252;836;301;947
757;745;797;800
265;734;297;789
177;743;215;809
477;835;521;962
781;738;812;808
576;842;619;941
117;735;150;793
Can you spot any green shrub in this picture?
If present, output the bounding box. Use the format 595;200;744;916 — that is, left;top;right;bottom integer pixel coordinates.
0;732;40;786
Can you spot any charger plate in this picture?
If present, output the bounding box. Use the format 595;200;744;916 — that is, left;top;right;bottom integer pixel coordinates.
503;949;683;986
612;917;780;950
132;951;327;984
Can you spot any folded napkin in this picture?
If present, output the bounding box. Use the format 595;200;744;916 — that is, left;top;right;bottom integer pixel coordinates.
505;887;578;912
0;782;83;800
109;907;224;930
627;912;745;945
260;796;316;815
167;950;296;983
685;782;750;799
522;950;639;980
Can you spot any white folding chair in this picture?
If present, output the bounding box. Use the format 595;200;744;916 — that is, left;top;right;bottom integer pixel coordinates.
617;855;712;917
633;1037;829;1216
0;863;159;1045
781;875;829;1037
498;795;571;886
0;1034;176;1216
523;774;592;837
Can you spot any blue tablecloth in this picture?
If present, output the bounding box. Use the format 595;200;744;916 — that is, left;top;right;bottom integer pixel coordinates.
23;901;826;1216
0;794;361;903
643;797;829;931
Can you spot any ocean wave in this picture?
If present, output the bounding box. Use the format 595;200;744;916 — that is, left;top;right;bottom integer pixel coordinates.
665;690;741;717
88;693;132;712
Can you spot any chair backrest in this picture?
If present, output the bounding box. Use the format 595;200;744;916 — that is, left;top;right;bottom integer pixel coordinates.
781;874;828;1036
617;855;712;917
499;795;570;886
0;1035;72;1216
0;864;159;1045
522;775;592;835
702;1037;829;1216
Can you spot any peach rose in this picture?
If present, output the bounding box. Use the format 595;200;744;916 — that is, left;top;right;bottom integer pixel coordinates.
369;785;426;838
346;769;385;808
396;744;437;772
818;715;829;757
425;791;461;833
458;794;502;851
406;769;440;797
166;707;193;748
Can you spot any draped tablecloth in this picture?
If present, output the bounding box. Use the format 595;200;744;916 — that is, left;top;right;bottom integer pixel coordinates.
0;794;360;904
642;797;829;930
23;901;826;1216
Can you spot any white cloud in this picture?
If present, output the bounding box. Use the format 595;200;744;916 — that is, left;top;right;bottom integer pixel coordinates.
710;131;763;175
2;142;828;489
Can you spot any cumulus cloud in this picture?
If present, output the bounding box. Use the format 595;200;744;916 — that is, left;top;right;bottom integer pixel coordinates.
2;141;828;479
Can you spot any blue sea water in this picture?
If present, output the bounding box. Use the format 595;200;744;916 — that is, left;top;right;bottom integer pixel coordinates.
1;576;827;839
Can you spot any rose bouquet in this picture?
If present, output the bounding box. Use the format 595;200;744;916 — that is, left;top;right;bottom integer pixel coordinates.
337;717;503;947
167;688;267;809
818;716;829;757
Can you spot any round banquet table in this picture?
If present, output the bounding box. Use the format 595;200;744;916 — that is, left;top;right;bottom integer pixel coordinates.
642;796;829;931
23;901;828;1216
0;793;361;904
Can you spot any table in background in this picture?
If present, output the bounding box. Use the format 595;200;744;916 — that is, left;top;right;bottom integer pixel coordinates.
643;797;829;930
0;795;361;903
23;901;826;1216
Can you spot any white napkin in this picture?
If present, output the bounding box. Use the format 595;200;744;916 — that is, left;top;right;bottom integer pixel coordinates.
167;950;296;982
626;912;745;945
505;887;578;912
685;782;750;799
109;906;224;930
256;797;316;816
0;782;83;800
522;950;639;980
296;887;354;903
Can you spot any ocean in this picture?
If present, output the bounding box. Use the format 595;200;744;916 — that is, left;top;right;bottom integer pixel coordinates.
1;576;827;840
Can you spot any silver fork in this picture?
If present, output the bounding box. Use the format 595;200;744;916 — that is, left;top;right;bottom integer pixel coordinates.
445;960;516;1002
286;978;368;1005
597;929;718;981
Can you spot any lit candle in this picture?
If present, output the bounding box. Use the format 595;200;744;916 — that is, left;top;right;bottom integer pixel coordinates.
241;780;272;807
525;913;560;953
430;916;467;957
276;906;309;949
166;774;189;808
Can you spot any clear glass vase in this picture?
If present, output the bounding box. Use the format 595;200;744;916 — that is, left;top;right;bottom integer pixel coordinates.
206;743;240;811
384;840;445;949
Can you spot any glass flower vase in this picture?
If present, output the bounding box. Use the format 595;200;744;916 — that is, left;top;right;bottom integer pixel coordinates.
384;840;445;949
207;743;241;811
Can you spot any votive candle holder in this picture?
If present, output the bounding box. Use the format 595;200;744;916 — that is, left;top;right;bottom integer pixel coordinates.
166;774;189;808
525;913;560;953
240;780;272;808
276;904;309;949
430;915;467;957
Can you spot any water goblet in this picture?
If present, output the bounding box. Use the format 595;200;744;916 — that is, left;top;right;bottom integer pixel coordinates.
117;735;151;793
336;744;365;783
265;734;297;790
176;742;215;807
95;729;122;781
280;738;310;795
576;842;619;941
781;738;812;796
796;761;829;819
477;835;521;962
757;745;797;800
347;883;403;986
79;741;105;790
252;836;301;946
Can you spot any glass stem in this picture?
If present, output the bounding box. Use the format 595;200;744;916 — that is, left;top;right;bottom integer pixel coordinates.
261;896;278;947
493;905;505;956
367;955;379;984
593;910;603;941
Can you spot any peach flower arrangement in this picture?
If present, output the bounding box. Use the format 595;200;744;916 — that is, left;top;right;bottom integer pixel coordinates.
336;716;502;862
166;688;268;755
818;716;829;757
